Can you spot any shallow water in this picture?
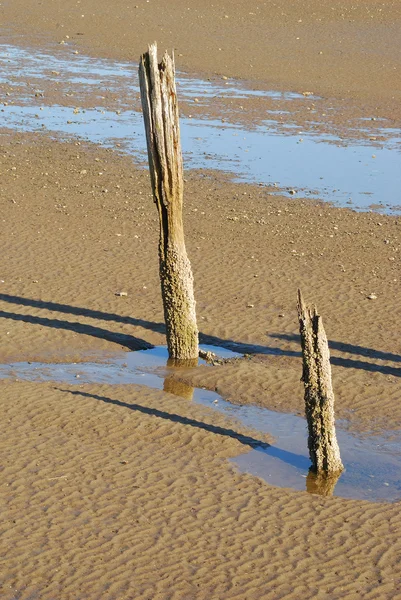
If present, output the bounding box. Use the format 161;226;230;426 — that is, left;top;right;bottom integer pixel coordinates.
0;44;311;103
1;44;400;213
1;345;400;502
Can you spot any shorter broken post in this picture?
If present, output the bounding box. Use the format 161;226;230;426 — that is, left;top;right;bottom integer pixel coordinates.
139;43;199;360
297;290;344;475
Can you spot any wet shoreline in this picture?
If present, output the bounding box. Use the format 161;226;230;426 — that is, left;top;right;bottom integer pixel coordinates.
1;345;400;502
1;43;400;213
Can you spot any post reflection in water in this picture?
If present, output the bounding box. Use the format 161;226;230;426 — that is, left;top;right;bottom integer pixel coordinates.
163;376;195;400
162;356;343;498
0;341;398;501
162;358;197;401
306;470;342;497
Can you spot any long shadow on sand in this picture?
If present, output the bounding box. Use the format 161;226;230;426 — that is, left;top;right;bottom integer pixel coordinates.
0;310;151;351
0;293;281;355
0;293;399;377
269;333;401;378
58;387;269;449
58;388;311;471
271;332;401;364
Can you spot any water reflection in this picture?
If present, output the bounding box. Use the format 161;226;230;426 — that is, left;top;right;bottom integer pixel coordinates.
0;345;399;501
162;357;200;400
306;470;342;497
166;357;199;369
163;377;194;400
159;365;341;498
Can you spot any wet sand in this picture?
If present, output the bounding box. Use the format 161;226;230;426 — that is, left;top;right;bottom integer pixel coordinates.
2;0;401;116
1;2;401;599
1;132;401;598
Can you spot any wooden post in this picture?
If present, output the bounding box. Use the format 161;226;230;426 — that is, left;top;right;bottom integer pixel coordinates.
297;290;344;474
138;43;199;360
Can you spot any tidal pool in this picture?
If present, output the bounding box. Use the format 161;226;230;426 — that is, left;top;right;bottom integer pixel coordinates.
1;345;400;503
1;43;400;212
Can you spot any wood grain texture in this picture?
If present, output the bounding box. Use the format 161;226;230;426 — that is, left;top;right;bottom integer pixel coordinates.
139;43;198;360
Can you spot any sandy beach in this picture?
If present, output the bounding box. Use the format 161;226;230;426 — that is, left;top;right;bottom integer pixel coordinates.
1;1;401;598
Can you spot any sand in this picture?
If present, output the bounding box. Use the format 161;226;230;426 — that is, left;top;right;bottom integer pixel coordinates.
1;1;401;598
2;0;401;114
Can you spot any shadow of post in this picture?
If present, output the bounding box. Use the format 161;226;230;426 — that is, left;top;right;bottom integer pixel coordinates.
269;332;401;378
57;387;270;450
0;310;152;351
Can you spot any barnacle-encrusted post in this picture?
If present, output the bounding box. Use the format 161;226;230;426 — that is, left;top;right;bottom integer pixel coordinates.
139;43;199;360
297;290;344;475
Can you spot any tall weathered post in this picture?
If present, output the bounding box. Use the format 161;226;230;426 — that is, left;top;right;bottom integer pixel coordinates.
297;290;344;475
139;43;199;360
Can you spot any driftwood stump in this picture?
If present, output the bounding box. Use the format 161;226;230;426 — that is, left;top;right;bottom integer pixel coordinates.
139;43;199;360
297;290;344;475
